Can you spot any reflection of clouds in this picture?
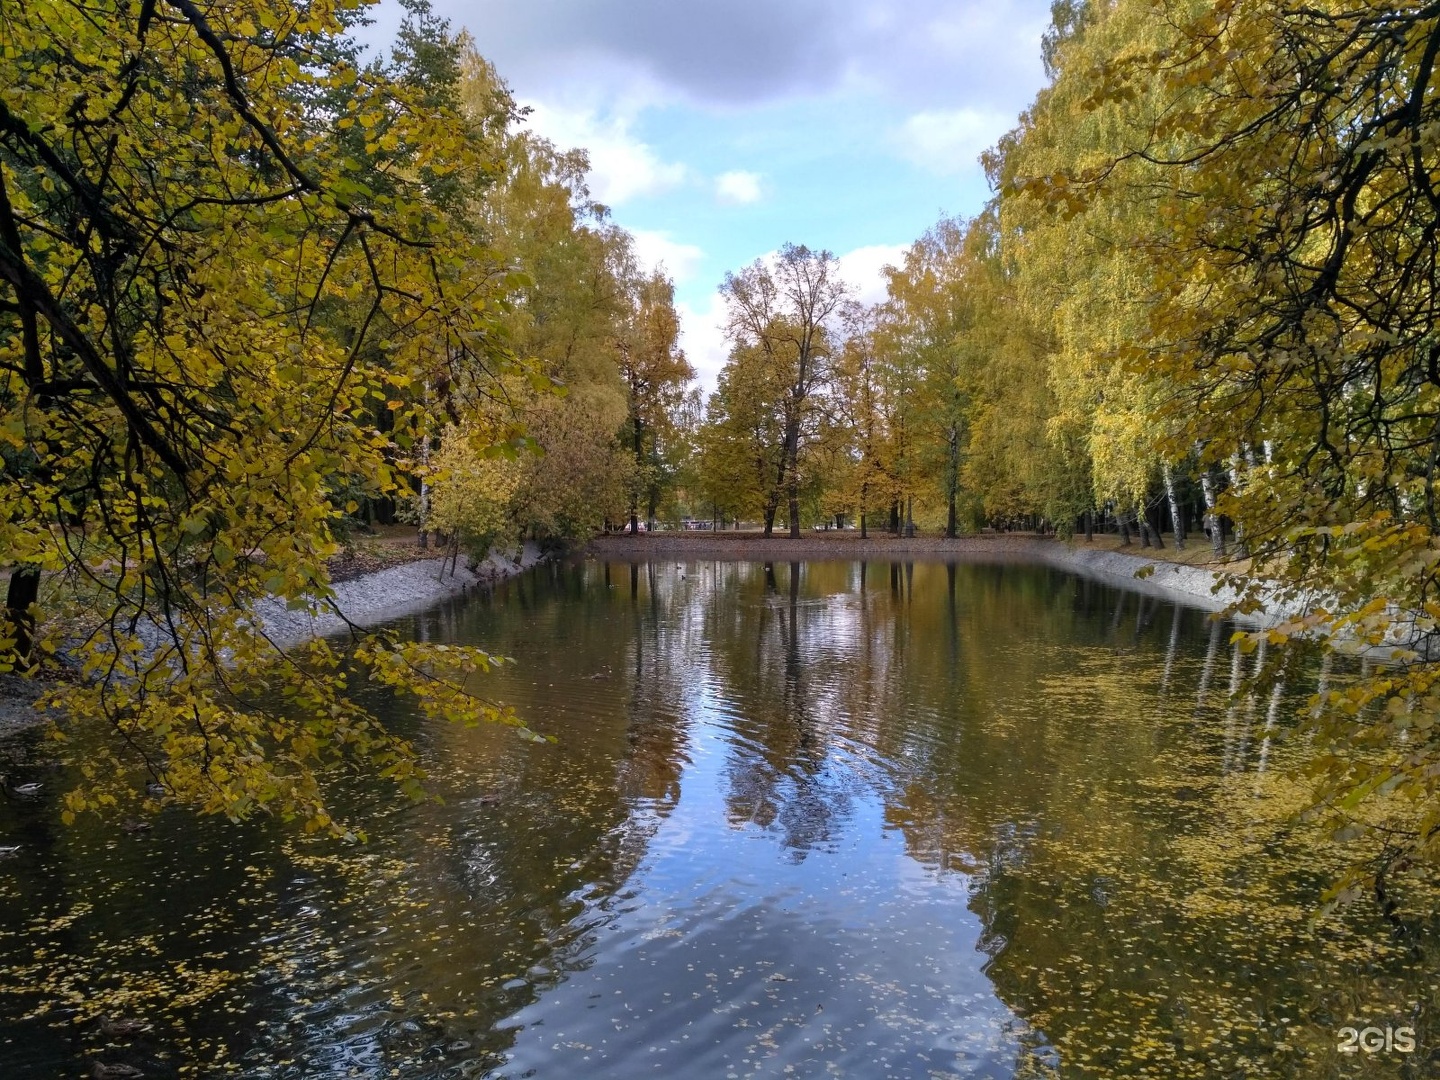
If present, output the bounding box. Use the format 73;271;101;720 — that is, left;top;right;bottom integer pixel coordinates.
703;564;875;859
450;559;1359;1080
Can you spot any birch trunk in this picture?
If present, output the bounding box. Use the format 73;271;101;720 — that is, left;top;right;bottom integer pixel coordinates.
1200;466;1224;555
1229;452;1249;558
1163;464;1185;550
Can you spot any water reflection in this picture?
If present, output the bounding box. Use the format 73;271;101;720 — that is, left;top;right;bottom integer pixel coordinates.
0;558;1436;1078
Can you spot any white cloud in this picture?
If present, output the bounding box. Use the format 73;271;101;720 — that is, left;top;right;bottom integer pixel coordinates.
838;244;907;306
425;0;1051;112
677;292;731;398
715;170;764;205
894;107;1012;177
630;230;705;285
520;99;690;207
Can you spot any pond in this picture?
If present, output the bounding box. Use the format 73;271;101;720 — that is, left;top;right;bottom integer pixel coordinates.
1;558;1437;1078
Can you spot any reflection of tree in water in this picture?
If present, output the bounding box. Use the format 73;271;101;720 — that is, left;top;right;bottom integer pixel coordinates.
852;568;1440;1080
614;560;694;811
705;562;856;860
226;558;706;1076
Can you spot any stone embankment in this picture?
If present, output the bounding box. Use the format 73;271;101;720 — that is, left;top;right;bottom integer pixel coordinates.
0;542;546;735
253;541;545;648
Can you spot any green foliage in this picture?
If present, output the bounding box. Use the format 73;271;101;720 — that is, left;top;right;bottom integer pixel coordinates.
988;0;1440;892
0;0;548;830
425;426;522;560
684;0;1440;901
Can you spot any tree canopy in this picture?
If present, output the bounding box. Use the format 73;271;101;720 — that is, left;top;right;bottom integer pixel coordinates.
10;0;1440;904
0;0;693;832
687;0;1440;900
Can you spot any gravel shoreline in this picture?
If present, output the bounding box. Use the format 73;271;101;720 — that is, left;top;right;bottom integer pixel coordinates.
252;541;545;648
0;542;547;736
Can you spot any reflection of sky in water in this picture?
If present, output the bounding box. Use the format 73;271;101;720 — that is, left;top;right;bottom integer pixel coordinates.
497;653;1026;1079
2;558;1431;1079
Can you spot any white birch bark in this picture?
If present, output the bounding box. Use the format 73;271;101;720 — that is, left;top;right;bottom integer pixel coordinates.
1163;463;1185;549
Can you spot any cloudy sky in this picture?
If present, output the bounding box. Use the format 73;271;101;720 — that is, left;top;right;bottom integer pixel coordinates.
369;0;1056;391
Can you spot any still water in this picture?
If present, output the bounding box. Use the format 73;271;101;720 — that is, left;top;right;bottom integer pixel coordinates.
1;559;1437;1079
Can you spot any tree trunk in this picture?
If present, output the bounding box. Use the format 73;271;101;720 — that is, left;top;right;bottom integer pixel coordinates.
630;419;643;536
1084;508;1094;542
1228;453;1249;558
1200;466;1225;555
1135;507;1152;548
783;409;801;539
1119;510;1132;546
418;380;433;548
763;503;777;537
904;497;915;538
944;425;960;539
1163;464;1185;549
5;567;40;670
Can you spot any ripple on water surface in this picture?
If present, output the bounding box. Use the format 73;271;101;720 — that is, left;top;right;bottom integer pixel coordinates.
0;558;1437;1079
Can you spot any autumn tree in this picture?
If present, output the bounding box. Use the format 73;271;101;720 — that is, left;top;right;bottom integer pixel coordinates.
424;426;522;561
880;217;980;537
696;342;790;529
990;0;1440;896
829;310;891;538
0;0;546;831
617;269;696;534
464;68;639;544
722;245;849;537
1095;0;1440;894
